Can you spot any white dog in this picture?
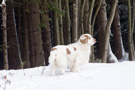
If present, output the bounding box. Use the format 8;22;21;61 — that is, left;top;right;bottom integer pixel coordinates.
49;34;96;76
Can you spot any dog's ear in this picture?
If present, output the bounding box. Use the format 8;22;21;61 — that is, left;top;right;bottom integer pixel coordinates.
80;35;89;44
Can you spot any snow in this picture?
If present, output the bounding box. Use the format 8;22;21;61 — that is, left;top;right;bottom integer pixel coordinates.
108;44;119;63
1;0;6;6
0;61;135;90
120;52;129;62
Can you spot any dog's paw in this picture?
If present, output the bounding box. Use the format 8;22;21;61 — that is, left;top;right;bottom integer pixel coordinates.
72;67;80;72
60;69;66;75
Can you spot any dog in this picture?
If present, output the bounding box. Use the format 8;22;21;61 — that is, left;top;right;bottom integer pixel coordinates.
49;34;96;76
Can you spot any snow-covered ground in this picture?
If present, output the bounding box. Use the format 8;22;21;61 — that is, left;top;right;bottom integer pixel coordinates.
0;61;135;90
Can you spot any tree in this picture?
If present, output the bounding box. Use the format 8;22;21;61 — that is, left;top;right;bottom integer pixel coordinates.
79;0;86;34
89;0;96;62
54;0;60;45
59;0;64;45
2;0;8;70
65;0;71;44
88;0;95;34
27;0;44;67
91;0;103;32
128;0;134;60
7;0;20;69
90;0;103;62
102;0;118;63
72;0;78;42
133;0;135;57
84;0;89;34
41;0;52;65
97;0;107;59
21;0;30;68
112;5;124;60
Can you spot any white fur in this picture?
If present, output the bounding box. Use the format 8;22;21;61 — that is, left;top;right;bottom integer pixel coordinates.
49;34;96;76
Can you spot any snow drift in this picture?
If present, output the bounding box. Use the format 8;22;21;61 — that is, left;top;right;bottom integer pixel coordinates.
0;61;135;90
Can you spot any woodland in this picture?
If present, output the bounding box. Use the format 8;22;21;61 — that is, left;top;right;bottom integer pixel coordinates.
0;0;135;70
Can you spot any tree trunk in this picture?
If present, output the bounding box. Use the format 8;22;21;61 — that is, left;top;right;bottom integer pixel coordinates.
132;0;135;59
72;0;78;43
77;0;82;37
2;0;8;70
27;0;44;67
79;0;86;34
17;0;22;51
88;0;95;62
54;0;60;45
112;6;123;60
134;0;135;54
90;0;103;63
84;0;89;34
41;0;52;66
12;0;23;69
65;0;71;44
22;1;30;68
88;0;95;35
91;0;103;32
97;0;107;59
102;0;118;63
59;0;64;45
128;0;134;60
7;1;20;69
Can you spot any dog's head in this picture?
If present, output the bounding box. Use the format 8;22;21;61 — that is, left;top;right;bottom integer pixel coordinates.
79;34;96;46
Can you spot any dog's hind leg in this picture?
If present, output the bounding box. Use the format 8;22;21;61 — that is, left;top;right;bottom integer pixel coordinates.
50;63;56;76
72;59;80;72
59;63;66;75
60;68;65;75
50;68;55;76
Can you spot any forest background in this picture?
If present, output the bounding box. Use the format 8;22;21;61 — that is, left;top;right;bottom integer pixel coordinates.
0;0;134;70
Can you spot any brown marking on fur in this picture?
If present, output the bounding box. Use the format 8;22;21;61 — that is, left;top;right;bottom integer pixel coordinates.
51;48;57;51
66;48;71;55
73;47;77;51
80;35;89;44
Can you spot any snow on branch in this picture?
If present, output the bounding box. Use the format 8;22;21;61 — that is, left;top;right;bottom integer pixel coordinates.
0;0;6;7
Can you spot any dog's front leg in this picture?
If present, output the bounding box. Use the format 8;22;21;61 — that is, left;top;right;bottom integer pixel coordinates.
50;67;55;76
60;68;65;75
72;59;80;72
